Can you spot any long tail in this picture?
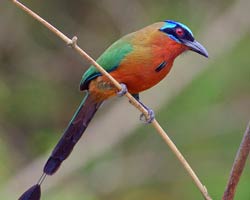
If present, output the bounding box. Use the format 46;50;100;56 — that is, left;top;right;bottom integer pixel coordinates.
19;92;102;200
44;92;102;175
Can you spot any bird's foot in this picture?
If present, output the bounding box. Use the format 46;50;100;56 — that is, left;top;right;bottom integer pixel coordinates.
140;108;155;124
117;83;128;97
139;103;155;124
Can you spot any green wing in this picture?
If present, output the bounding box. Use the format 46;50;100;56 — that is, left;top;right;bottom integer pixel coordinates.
80;39;133;90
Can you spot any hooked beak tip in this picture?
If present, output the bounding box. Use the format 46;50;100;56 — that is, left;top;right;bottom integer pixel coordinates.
201;47;209;58
202;51;209;58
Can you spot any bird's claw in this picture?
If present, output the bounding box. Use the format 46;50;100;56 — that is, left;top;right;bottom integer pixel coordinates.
140;108;155;124
117;83;128;97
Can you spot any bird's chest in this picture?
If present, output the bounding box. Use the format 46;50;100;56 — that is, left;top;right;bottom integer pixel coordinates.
111;50;174;93
133;57;173;92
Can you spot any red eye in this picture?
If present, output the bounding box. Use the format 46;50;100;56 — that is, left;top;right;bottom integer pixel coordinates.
176;28;184;36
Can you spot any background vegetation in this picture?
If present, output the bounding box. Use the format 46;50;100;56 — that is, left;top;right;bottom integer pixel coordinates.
0;0;249;199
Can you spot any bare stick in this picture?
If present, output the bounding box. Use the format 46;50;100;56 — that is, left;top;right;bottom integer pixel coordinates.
11;1;212;199
222;122;250;200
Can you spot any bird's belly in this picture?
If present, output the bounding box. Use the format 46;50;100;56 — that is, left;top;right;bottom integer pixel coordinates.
88;60;173;101
111;61;173;94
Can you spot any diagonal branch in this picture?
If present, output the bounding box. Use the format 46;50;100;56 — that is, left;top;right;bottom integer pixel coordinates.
222;121;250;200
11;1;212;199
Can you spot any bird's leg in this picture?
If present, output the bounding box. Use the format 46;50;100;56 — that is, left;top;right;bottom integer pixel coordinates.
138;101;155;124
116;83;128;97
131;93;155;124
117;87;155;123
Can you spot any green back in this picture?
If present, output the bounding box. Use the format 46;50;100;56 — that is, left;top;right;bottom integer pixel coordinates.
80;38;133;90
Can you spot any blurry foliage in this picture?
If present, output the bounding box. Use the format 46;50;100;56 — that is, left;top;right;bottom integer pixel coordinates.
0;0;249;199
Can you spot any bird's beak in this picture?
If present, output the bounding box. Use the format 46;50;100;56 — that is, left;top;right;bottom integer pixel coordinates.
182;39;209;58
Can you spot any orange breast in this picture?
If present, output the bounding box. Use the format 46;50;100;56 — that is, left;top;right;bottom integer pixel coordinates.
109;58;174;94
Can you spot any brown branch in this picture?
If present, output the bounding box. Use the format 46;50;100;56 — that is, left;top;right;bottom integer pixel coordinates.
222;121;250;200
11;1;212;199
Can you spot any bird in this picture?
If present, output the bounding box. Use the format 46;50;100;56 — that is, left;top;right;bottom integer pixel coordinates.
19;20;208;200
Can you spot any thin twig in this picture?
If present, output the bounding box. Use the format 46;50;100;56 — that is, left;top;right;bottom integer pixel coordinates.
222;121;250;200
11;1;212;199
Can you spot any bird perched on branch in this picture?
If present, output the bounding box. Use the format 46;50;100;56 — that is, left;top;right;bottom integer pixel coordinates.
19;20;208;200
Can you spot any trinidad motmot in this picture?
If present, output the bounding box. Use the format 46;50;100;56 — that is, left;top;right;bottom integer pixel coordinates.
19;20;208;200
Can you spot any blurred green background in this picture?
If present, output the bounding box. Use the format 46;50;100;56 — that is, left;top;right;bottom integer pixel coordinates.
1;0;250;199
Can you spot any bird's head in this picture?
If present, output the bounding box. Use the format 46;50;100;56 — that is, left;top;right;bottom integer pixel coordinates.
159;20;208;58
